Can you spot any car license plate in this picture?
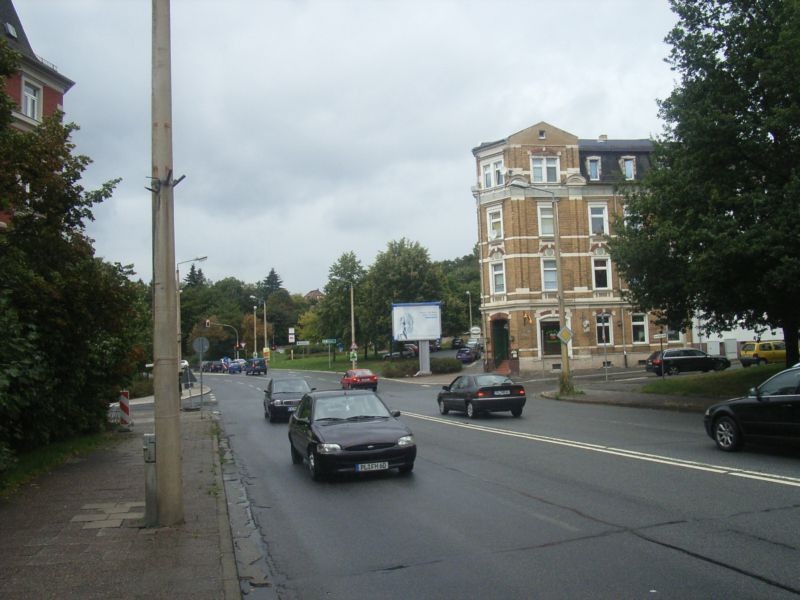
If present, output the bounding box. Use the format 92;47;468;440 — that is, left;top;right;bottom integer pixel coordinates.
494;390;511;396
287;406;296;413
356;461;388;472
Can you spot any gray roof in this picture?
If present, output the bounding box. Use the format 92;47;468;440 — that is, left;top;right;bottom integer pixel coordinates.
578;139;653;152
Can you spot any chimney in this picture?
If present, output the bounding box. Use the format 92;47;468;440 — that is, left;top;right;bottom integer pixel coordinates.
598;134;608;142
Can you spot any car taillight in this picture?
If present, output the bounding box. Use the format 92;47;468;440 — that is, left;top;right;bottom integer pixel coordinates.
477;390;487;397
653;358;662;365
517;388;525;395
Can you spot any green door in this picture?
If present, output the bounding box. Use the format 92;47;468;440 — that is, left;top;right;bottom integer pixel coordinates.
491;320;509;362
541;321;561;356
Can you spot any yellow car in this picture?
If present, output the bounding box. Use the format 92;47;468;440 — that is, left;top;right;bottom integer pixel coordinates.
739;341;786;367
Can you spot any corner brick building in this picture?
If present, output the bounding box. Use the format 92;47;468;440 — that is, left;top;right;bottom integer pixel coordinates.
471;121;691;374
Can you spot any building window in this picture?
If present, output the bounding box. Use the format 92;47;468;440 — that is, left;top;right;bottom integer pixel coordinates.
596;314;612;345
538;129;547;140
487;208;503;241
667;328;681;342
538;204;554;237
631;314;647;343
532;156;559;183
491;262;505;294
23;81;41;120
481;158;504;189
587;157;601;181
622;157;636;180
593;258;611;289
589;204;608;236
542;258;557;291
493;160;504;186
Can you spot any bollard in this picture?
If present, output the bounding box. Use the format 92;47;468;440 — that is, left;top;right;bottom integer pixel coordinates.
119;390;133;431
143;433;158;527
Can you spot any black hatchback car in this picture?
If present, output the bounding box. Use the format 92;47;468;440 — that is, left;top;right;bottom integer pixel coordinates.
438;374;526;418
646;348;730;376
264;377;312;422
704;366;800;451
288;390;416;480
246;358;267;376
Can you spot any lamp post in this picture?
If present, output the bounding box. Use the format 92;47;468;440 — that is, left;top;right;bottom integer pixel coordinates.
530;185;573;395
176;256;207;366
350;283;356;369
466;290;473;330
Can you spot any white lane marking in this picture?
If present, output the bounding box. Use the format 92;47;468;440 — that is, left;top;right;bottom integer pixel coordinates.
402;412;800;488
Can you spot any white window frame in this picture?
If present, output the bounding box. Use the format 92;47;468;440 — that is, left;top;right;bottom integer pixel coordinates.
538;203;554;237
531;156;560;184
589;203;609;236
490;261;506;294
487;207;503;241
631;313;648;344
480;157;504;189
621;156;636;180
22;80;41;121
541;258;557;292
667;328;682;342
587;156;602;181
596;314;613;346
592;257;612;290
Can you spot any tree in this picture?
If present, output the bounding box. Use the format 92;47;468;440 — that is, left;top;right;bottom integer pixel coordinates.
435;246;481;335
184;264;208;288
609;0;800;367
258;268;283;302
316;252;366;352
266;289;300;345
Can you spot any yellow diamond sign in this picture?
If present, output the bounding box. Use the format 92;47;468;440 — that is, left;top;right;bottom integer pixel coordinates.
557;326;573;345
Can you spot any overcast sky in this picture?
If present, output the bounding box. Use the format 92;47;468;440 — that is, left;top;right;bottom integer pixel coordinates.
15;0;678;294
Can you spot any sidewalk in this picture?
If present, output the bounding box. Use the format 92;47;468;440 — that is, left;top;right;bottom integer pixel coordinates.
0;388;240;600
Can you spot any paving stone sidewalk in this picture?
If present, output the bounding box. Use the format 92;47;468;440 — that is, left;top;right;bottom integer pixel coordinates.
0;406;239;600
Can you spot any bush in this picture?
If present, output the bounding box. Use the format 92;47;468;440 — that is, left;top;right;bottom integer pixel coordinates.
129;374;154;399
431;358;462;374
379;360;419;378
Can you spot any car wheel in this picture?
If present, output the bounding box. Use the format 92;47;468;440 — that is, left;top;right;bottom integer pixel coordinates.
713;361;726;371
308;447;323;481
398;463;414;475
758;358;767;366
667;365;680;376
267;406;276;424
466;401;477;419
742;362;751;368
290;443;303;465
511;407;522;417
264;404;269;420
438;399;449;415
372;385;378;392
714;415;742;452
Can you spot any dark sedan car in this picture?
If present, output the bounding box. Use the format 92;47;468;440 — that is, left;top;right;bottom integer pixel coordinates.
456;347;476;363
438;374;526;418
451;336;465;349
245;358;267;376
264;377;313;423
704;366;800;451
646;348;730;376
288;390;416;481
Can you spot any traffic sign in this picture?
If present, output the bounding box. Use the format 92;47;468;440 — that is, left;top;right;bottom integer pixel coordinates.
192;336;209;354
556;326;573;345
349;351;358;362
350;343;358;351
296;340;310;346
653;333;667;340
322;338;337;345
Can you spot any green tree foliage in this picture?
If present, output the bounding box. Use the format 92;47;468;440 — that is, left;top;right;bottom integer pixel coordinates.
0;42;143;468
435;245;480;335
609;0;800;366
257;268;283;301
316;252;366;351
266;288;301;345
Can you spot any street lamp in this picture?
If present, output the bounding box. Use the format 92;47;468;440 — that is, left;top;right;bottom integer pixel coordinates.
176;255;207;365
466;290;473;330
529;185;573;395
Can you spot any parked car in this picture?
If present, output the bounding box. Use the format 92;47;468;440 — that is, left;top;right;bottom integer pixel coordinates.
437;374;526;418
465;339;482;359
180;359;190;370
288;390;416;480
245;358;267;376
456;347;476;363
340;368;379;391
264;377;313;422
645;348;730;376
704;366;800;451
739;340;787;367
382;343;417;360
451;336;465;349
429;339;441;352
227;361;242;374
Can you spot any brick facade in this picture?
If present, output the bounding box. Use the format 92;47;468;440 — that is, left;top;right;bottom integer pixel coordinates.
472;121;691;373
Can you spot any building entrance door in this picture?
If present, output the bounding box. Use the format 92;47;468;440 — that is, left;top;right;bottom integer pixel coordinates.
491;319;509;362
541;321;561;356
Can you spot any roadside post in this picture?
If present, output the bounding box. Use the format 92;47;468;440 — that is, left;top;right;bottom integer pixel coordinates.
192;336;209;415
322;339;336;368
654;329;667;378
118;390;133;431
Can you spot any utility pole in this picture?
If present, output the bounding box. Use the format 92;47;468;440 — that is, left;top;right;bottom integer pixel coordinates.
151;0;183;526
252;305;257;358
350;283;356;369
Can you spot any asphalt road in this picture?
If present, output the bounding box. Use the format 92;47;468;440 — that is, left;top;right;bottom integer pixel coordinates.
206;369;800;600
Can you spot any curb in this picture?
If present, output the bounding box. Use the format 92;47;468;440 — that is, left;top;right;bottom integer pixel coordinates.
539;390;712;413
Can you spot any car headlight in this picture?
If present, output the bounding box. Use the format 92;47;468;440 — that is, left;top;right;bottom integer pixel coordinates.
704;409;711;417
317;443;341;454
397;435;415;447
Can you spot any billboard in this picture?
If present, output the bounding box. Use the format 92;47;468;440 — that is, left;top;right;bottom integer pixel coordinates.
392;302;442;341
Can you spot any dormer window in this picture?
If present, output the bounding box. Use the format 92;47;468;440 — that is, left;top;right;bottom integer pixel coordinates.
587;156;601;181
621;156;636;180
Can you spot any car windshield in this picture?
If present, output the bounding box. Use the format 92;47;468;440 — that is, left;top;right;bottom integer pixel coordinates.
475;375;512;386
313;393;391;421
351;369;373;376
273;379;311;393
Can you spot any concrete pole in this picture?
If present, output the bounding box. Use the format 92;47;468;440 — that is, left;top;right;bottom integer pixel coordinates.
551;192;573;394
151;0;183;526
252;305;257;358
350;284;356;369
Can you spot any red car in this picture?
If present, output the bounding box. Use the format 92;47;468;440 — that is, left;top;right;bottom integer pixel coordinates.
340;368;379;391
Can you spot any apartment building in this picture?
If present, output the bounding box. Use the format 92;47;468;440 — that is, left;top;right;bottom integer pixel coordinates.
1;0;74;228
471;121;691;374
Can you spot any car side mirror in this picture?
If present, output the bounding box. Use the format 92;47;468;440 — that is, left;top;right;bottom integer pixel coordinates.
748;386;760;399
391;410;401;417
311;387;317;392
442;385;450;391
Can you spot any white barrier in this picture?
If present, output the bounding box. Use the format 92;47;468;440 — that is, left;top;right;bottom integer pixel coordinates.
119;390;133;430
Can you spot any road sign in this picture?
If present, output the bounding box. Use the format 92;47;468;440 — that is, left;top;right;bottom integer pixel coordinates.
349;351;358;361
322;338;337;345
296;340;310;346
556;326;573;345
350;343;358;351
288;334;295;343
192;336;209;354
653;333;667;340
